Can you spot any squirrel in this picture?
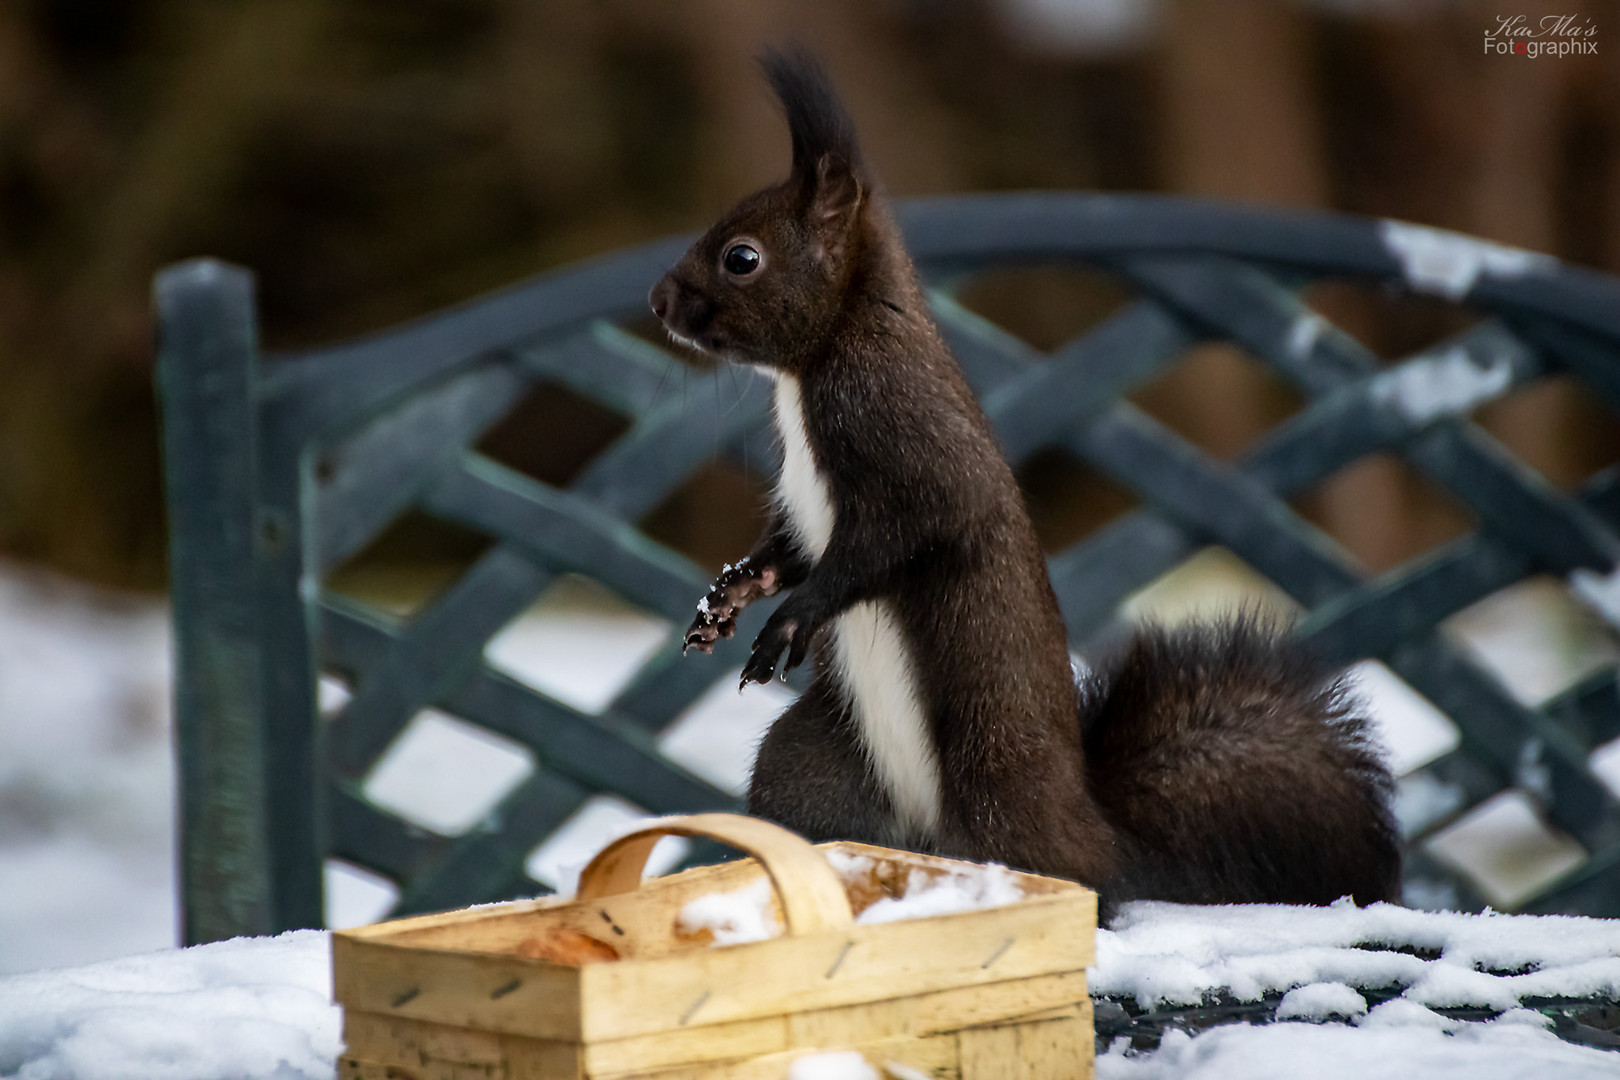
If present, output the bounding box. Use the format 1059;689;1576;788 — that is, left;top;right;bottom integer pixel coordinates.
648;48;1401;913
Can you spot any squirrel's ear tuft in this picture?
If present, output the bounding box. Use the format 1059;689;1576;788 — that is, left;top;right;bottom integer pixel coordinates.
761;46;861;185
808;152;863;257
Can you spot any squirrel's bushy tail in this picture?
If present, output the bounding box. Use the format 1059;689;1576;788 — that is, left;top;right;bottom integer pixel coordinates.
1080;615;1402;909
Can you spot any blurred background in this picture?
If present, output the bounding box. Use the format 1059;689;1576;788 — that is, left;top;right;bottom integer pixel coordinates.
3;0;1619;972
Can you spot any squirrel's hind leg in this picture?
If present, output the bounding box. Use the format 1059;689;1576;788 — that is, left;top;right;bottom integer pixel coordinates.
747;674;902;848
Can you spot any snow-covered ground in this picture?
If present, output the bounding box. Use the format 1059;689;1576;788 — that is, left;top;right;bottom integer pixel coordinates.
0;565;177;974
0;930;338;1080
3;553;1620;1077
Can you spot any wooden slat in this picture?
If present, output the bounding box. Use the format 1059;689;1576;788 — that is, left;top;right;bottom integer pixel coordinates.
324;543;557;778
1391;638;1620;849
1069;404;1363;607
978;300;1197;463
388;767;592;917
513;322;688;420
332;934;585;1042
957;1008;1091;1080
261;238;692;443
343;1010;507;1067
570;362;773;520
321;604;735;814
315;358;530;574
577;892;1095;1043
340;1055;503;1080
423;454;708;621
580;969;1090;1076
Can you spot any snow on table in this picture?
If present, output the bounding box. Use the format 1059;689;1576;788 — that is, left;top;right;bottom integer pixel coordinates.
6;901;1620;1079
1097;1009;1620;1080
1094;899;1620;1078
1095;898;1620;1011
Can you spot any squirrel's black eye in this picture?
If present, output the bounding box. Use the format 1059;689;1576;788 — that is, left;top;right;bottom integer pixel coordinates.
723;243;761;276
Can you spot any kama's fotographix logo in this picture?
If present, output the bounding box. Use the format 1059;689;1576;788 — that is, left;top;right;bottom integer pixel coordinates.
1484;14;1598;57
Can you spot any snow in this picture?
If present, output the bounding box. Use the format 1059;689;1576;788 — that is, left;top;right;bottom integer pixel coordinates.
0;565;177;974
658;668;789;796
679;875;781;945
1275;981;1367;1020
1097;1010;1620;1080
677;851;1025;947
1379;220;1554;300
1094;899;1620;1010
851;863;1024;926
1287;312;1326;361
1371;346;1513;425
1572;566;1620;634
0;931;339;1080
787;1050;880;1080
362;708;534;836
1343;659;1457;776
482;575;671;714
1423;791;1587;910
1446;575;1620;707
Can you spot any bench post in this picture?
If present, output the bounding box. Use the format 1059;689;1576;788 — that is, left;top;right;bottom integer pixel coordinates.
154;259;322;942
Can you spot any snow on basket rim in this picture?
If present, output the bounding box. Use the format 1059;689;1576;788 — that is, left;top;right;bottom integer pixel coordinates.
677;849;1028;947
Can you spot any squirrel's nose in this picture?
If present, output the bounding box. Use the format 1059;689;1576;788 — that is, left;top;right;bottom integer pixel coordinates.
649;277;675;322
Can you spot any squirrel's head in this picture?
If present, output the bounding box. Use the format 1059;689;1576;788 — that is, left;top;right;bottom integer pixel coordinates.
649;48;871;373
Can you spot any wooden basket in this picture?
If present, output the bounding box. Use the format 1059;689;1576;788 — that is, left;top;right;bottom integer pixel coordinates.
333;813;1096;1079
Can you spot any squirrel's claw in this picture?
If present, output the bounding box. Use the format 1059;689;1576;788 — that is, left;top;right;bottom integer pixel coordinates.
741;612;803;688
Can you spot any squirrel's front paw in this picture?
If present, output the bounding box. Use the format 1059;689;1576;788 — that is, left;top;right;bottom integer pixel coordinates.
683;558;779;655
683;594;734;655
739;606;812;687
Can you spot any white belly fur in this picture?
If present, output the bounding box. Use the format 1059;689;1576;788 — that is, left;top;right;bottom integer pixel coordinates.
769;374;944;839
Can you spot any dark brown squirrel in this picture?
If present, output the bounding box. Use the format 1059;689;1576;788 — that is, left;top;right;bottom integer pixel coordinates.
648;48;1400;914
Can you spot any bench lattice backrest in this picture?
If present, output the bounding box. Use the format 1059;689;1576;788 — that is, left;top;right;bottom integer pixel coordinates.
155;193;1620;943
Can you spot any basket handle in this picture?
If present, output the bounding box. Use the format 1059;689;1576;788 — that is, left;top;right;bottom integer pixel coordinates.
575;813;853;937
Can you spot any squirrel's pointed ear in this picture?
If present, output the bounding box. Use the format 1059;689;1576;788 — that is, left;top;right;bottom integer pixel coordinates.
806;152;863;260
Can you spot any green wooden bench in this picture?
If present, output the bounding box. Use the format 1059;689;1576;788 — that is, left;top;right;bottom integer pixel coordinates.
154;193;1620;944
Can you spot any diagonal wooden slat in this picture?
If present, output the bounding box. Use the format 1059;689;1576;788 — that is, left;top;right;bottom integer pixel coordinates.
422;453;709;622
1111;253;1371;394
1389;637;1620;851
979;302;1199;462
1299;471;1620;664
260;237;692;445
513;321;693;420
389;767;593;917
1114;252;1620;575
570;369;773;519
315;358;531;574
323;546;557;778
1064;403;1363;606
321;603;734;813
327;781;450;885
